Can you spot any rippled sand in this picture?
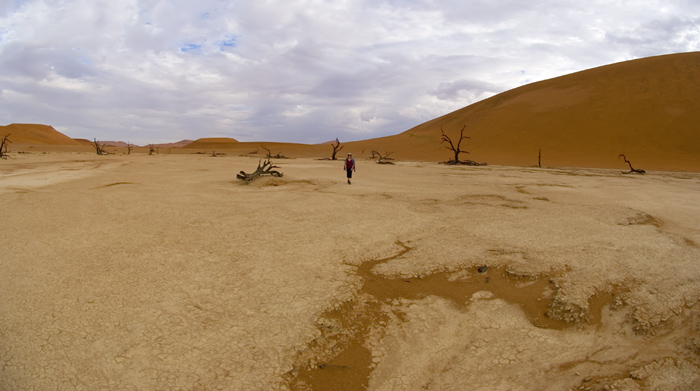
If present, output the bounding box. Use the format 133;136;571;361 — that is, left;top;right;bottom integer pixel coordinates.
1;153;699;390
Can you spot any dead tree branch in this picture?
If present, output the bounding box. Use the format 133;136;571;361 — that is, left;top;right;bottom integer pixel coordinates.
619;154;645;174
261;144;285;159
371;150;395;165
1;134;11;159
237;158;283;182
92;138;108;155
330;138;344;160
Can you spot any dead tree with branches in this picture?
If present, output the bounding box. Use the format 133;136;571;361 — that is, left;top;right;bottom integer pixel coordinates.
148;144;156;155
261;144;285;159
441;125;470;164
237;158;283;182
1;134;11;159
619;154;645;174
440;125;486;166
92;138;108;155
330;138;344;160
371;150;395;164
126;142;133;155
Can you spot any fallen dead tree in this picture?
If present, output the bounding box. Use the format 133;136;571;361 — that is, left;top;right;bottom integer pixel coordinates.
237;158;283;182
371;150;395;165
619;154;645;174
443;159;487;166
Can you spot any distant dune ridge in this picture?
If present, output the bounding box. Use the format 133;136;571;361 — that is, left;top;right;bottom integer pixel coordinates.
181;138;239;150
72;139;194;148
2;52;698;171
0;124;81;146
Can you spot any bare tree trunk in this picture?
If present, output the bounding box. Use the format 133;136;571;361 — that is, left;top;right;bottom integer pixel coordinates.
441;125;470;164
93;138;107;155
0;134;11;158
331;138;344;160
538;148;541;168
371;150;395;164
619;154;645;174
261;144;283;158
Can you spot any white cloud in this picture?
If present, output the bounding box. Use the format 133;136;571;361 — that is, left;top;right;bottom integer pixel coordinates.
0;0;698;144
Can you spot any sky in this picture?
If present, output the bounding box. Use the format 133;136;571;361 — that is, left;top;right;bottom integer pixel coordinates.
0;0;698;144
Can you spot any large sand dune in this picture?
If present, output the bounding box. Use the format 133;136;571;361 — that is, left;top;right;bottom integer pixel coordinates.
1;153;700;390
0;124;81;146
178;52;700;172
386;51;700;171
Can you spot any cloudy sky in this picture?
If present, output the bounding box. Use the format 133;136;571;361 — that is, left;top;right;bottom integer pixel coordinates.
0;0;698;144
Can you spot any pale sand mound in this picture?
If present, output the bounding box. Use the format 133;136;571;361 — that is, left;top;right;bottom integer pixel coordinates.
1;154;699;390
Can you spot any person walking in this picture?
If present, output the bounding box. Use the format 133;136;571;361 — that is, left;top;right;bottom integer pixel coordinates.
344;153;356;184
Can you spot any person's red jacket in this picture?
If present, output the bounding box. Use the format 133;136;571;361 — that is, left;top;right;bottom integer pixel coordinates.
344;158;355;171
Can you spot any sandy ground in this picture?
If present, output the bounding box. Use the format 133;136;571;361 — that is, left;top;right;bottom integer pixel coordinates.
1;152;700;390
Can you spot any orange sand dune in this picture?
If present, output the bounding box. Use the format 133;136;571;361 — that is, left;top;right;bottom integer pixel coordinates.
356;52;700;171
0;124;81;146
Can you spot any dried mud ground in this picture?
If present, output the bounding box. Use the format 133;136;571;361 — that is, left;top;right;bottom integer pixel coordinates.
1;153;700;391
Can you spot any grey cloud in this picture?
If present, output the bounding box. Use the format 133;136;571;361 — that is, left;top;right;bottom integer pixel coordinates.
431;79;502;101
0;0;698;145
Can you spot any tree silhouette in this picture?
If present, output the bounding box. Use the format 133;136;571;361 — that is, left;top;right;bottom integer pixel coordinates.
330;138;344;160
92;138;108;155
0;134;11;158
619;154;645;174
440;125;470;164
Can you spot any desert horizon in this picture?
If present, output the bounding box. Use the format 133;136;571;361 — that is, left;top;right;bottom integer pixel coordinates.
2;52;700;173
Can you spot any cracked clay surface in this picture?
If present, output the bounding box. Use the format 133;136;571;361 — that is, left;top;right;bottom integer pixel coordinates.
1;154;700;390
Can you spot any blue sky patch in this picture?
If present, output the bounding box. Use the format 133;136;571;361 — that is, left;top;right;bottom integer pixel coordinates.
219;36;237;50
180;43;202;52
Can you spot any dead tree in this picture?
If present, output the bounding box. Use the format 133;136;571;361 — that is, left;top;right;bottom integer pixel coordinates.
92;138;108;155
440;125;487;166
619;154;645;174
148;144;156;156
261;144;284;159
538;148;542;168
126;142;133;155
371;150;395;165
237;158;283;182
0;134;11;159
441;125;470;164
330;138;344;160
